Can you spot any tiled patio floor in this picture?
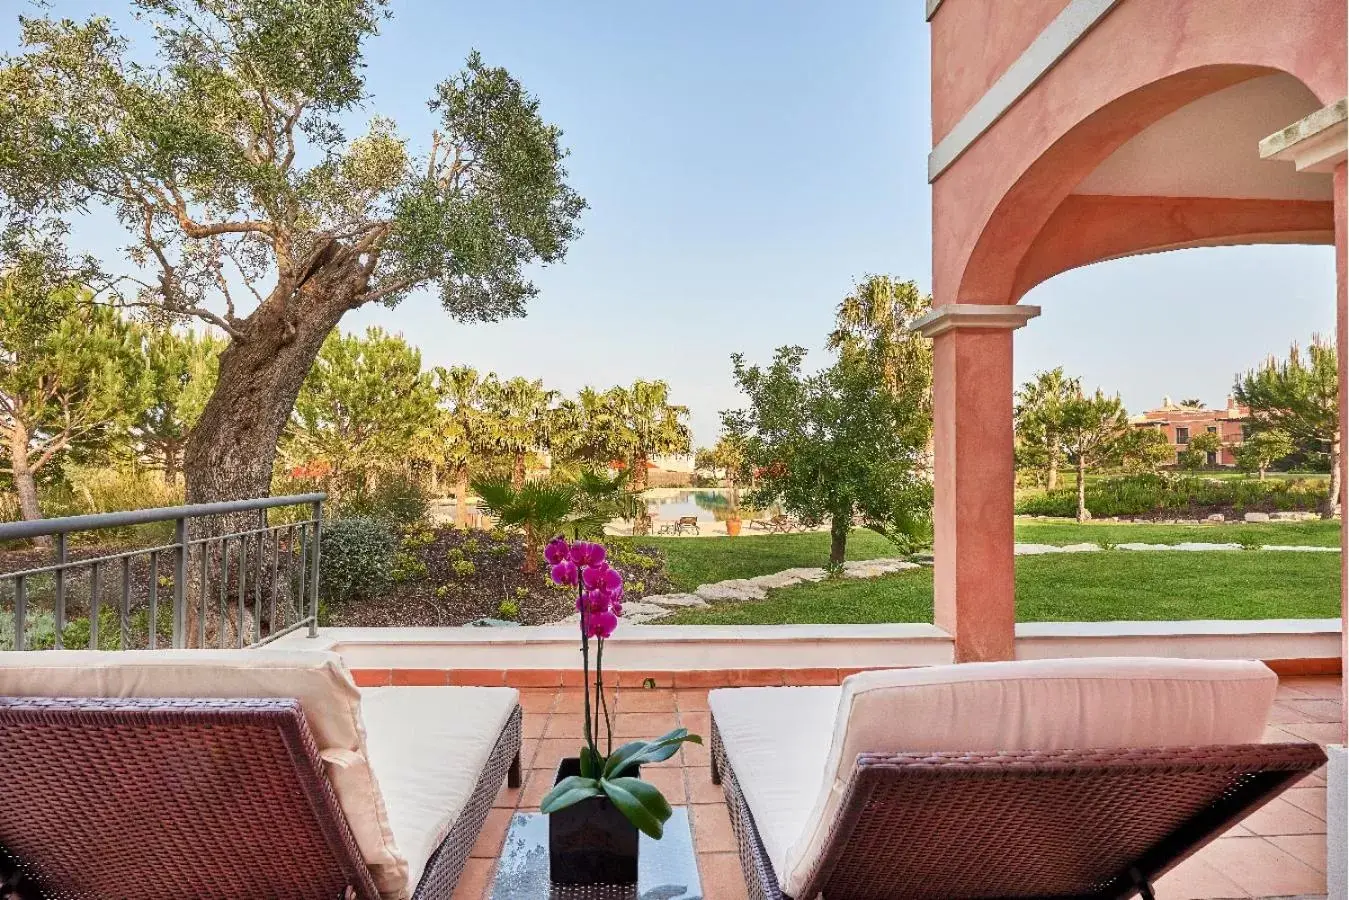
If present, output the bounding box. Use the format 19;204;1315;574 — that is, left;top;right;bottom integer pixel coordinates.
450;675;1342;900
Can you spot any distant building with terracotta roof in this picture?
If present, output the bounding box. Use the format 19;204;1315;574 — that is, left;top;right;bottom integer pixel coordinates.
1129;396;1250;466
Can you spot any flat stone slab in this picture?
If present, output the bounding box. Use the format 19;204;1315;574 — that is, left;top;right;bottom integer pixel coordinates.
773;567;828;583
695;581;766;603
841;558;920;578
1015;543;1101;555
641;593;709;607
1263;545;1340;552
748;571;808;589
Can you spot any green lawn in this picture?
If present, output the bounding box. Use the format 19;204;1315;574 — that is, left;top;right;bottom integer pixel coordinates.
663;551;1341;625
1014;519;1341;548
639;531;900;592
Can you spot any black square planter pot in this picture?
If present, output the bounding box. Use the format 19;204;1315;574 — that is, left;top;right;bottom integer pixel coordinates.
548;758;640;885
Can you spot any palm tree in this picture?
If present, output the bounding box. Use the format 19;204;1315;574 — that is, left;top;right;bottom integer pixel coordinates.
434;366;487;527
827;275;933;447
551;386;618;466
480;376;556;489
606;380;692;492
1179;398;1205;409
1015;368;1081;491
471;474;614;573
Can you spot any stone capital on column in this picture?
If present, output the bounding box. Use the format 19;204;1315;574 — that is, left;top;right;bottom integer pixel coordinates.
912;303;1041;338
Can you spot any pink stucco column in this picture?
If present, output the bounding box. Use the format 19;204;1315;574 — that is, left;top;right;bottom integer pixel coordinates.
1336;161;1347;740
916;304;1040;662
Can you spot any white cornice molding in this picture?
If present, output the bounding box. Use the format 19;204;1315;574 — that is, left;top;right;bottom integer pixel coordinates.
928;0;1124;182
1259;99;1348;174
912;304;1042;338
926;0;944;21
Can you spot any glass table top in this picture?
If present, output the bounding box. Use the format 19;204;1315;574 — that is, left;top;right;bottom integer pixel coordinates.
489;808;703;900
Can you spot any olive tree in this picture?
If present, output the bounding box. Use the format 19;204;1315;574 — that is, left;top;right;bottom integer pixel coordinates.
0;1;584;509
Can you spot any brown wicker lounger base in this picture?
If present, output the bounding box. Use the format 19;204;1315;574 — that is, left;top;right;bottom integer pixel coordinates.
0;696;522;900
709;716;1326;900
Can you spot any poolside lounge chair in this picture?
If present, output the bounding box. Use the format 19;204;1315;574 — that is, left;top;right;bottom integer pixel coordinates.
708;657;1324;900
766;515;797;534
0;649;521;900
676;515;701;535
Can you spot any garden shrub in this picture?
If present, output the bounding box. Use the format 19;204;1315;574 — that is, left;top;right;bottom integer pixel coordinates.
1015;473;1327;518
319;517;396;603
337;475;429;530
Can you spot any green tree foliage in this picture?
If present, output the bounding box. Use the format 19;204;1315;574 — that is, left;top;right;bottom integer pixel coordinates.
1180;430;1224;470
730;347;932;566
700;420;751;515
1059;389;1131;522
0;2;585;506
1015;368;1081;490
471;476;598;574
285;327;439;494
480;376;556;489
0;264;147;524
1235;338;1339;516
132;328;223;483
1116;427;1174;474
826;275;933;447
552;387;619;468
1235;429;1295;480
429;366;489;527
604;380;692;492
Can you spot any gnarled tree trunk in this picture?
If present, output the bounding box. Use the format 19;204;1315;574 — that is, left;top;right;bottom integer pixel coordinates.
828;510;849;566
184;244;368;516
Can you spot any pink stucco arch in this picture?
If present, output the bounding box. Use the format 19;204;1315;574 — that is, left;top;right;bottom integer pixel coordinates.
926;0;1345;663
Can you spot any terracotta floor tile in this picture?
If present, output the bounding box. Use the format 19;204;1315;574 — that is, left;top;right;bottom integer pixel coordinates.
450;857;495;900
675;690;710;711
617;689;678;713
521;713;548;739
641;766;687;804
1267;833;1328;873
696;851;749;900
613;712;682;738
518;689;559;713
517;738;540;769
544;714;588;739
1267;702;1316;725
533;738;583;771
492;774;524;810
469;808;514;858
1191;836;1324;896
1282;786;1328;821
1279;721;1344;745
520;771;556;810
690;802;737;853
681;738;711;767
1241;796;1325;836
1281;699;1343;723
1261;724;1303;744
685;767;726;805
680;711;711;736
1281;677;1342;699
1153;855;1250;899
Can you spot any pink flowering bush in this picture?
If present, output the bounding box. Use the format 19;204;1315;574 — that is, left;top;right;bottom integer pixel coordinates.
540;536;701;839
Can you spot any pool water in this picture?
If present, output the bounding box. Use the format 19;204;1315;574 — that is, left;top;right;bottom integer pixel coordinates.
645;490;733;523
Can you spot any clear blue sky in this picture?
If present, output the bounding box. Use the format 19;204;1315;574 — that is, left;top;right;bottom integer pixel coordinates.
8;1;1336;444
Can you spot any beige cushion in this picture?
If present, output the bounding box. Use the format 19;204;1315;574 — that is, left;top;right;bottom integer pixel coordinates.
706;686;838;882
360;687;519;893
0;650;408;896
711;657;1278;898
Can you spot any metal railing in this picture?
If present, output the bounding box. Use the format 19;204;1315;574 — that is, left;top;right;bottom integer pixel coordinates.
0;494;324;651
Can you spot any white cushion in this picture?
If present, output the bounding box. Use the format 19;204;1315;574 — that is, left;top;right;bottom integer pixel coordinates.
0;650;406;895
711;658;1278;898
359;686;519;895
706;686;839;881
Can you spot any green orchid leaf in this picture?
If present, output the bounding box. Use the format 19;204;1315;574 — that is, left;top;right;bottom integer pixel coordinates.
600;777;668;839
602;740;652;778
579;746;602;779
619;729;705;772
540;776;602;814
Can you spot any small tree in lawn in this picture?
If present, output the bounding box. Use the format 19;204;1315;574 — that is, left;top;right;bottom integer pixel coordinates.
1235;429;1295;480
285;328;440;495
1117;427;1173;474
1235;339;1339;516
1182;430;1224;470
0;266;147;527
1059;389;1130;522
1015;368;1080;490
0;4;584;510
132;328;223;484
731;347;932;566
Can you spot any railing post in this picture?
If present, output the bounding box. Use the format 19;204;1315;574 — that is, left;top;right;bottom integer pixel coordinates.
53;532;67;649
173;517;188;648
308;499;322;638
